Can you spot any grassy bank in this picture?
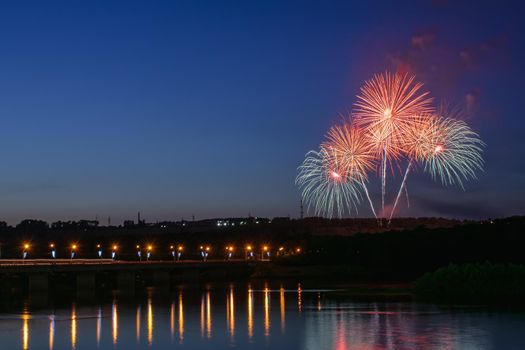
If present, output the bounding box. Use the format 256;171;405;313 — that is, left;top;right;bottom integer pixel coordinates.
414;262;525;305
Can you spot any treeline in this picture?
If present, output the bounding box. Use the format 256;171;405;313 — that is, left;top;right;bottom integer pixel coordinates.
0;216;522;273
414;262;525;304
282;216;525;280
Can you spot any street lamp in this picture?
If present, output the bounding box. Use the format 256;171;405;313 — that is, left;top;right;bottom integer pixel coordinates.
136;245;142;261
170;245;175;261
97;244;103;258
200;245;210;261
50;243;56;259
111;245;118;260
147;245;152;261
71;244;77;259
262;245;270;260
226;246;234;260
22;243;30;260
245;245;254;260
176;245;183;261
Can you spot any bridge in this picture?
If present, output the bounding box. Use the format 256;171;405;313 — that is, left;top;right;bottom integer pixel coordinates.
0;259;263;294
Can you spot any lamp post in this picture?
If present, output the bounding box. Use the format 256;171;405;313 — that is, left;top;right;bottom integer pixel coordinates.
176;246;183;261
50;243;56;259
226;246;234;260
200;245;210;261
22;243;30;260
97;244;103;259
111;245;118;260
245;245;254;260
146;245;152;261
71;244;77;259
261;245;270;261
136;245;142;261
170;245;175;261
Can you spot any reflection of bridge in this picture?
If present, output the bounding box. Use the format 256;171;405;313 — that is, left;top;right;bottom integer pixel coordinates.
0;259;261;293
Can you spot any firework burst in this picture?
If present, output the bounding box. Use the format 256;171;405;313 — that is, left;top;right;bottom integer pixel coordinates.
295;147;361;219
321;124;378;218
297;71;485;223
353;72;433;219
353;71;434;157
420;117;485;188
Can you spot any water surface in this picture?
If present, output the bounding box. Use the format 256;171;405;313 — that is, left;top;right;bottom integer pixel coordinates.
1;282;524;349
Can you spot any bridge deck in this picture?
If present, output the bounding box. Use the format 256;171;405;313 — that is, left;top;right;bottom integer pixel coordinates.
0;259;260;273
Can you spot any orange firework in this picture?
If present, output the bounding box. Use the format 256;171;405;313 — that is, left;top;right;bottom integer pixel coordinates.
353;71;433;219
353;71;434;157
404;113;442;161
322;124;376;180
297;72;484;223
322;124;378;218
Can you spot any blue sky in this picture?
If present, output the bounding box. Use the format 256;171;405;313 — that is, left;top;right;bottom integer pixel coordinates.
0;0;523;224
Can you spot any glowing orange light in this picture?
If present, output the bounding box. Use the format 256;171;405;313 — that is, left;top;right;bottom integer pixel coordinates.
72;245;77;250
178;245;183;251
263;246;268;251
278;247;284;251
170;245;174;250
97;244;101;248
296;248;301;253
205;246;210;252
136;245;140;249
147;245;152;251
113;245;118;250
50;243;54;248
24;244;30;249
246;245;252;251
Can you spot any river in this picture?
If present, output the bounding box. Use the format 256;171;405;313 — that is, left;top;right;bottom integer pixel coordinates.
0;282;524;349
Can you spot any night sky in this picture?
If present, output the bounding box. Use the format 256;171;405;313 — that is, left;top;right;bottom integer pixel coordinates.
0;0;523;225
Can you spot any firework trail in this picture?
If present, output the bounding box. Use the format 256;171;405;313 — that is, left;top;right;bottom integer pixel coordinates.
353;72;433;219
389;114;436;222
295;147;361;219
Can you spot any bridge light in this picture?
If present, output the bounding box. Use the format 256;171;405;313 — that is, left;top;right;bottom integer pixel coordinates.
96;244;101;249
279;247;284;251
296;248;301;253
147;245;152;251
70;244;78;259
136;245;140;249
205;246;210;252
113;245;118;251
50;243;55;248
170;245;174;250
24;244;30;250
177;245;183;251
246;245;252;251
263;246;268;251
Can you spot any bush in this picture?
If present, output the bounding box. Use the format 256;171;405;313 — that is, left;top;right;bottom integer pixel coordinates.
414;262;525;304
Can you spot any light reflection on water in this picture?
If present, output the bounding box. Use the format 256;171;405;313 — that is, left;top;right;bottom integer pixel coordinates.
1;283;525;349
